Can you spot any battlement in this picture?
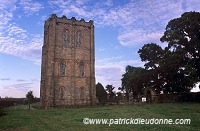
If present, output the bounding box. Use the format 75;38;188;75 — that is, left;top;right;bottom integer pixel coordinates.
46;14;93;27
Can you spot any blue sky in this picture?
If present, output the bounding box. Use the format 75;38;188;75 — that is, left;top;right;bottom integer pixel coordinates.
0;0;200;98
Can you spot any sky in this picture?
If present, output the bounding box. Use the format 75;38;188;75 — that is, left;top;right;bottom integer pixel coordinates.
0;0;200;98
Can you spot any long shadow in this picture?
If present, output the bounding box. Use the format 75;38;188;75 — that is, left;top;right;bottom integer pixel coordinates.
0;108;7;117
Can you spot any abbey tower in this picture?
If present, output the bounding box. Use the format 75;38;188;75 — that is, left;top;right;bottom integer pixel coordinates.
40;14;96;107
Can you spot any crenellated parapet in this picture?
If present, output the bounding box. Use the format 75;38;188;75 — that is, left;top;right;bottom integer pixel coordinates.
45;14;94;28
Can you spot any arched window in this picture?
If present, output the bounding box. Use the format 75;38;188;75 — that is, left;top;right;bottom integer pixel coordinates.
75;31;81;47
59;61;65;76
79;62;84;76
80;86;85;101
63;30;70;47
60;87;64;100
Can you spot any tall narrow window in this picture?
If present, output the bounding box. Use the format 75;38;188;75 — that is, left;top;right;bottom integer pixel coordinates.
79;62;84;76
76;31;81;47
80;86;85;101
60;61;65;76
63;30;70;47
60;87;64;100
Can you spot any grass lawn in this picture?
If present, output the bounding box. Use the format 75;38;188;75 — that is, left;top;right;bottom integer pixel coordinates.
0;103;200;131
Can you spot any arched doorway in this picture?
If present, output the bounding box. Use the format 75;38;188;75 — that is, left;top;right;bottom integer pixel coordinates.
146;90;152;103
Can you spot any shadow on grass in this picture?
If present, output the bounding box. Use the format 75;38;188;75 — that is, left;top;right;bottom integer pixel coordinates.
0;108;7;117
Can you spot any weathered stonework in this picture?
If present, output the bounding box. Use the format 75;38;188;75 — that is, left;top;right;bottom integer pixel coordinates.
40;14;96;108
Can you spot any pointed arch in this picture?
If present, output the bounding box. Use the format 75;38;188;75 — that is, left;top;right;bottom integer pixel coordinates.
75;31;82;47
59;61;66;76
80;86;85;101
60;86;65;100
63;29;71;47
79;62;85;76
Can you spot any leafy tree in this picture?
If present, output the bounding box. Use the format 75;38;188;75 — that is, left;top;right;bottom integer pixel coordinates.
138;43;166;92
105;84;115;99
138;43;164;70
96;82;107;102
161;11;200;82
26;90;34;110
136;12;200;94
159;51;193;93
138;42;193;93
121;65;146;99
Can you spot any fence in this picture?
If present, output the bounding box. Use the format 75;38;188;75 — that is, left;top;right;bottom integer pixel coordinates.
97;92;200;105
1;92;199;108
0;98;40;108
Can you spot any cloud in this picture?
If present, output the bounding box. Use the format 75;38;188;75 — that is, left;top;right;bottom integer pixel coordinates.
96;66;122;87
3;82;34;92
0;36;42;64
103;0;113;6
0;19;43;64
95;59;144;88
31;79;39;82
0;0;16;31
48;0;199;47
19;0;44;15
118;30;163;46
0;78;40;97
97;48;105;52
96;56;123;63
0;1;43;64
7;24;27;39
16;79;27;82
0;78;11;81
182;0;200;12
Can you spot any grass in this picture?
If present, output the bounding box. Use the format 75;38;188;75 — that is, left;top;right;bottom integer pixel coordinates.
0;103;200;131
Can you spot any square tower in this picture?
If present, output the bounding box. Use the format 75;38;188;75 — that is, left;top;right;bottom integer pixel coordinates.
40;14;96;107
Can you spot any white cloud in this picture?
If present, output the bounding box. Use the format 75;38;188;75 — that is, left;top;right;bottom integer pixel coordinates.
182;0;200;12
103;0;113;6
0;24;43;64
7;24;28;39
0;0;17;9
96;66;122;87
69;5;92;17
118;30;163;46
75;0;89;6
0;0;16;31
0;0;43;65
19;0;43;15
49;0;199;47
95;59;144;88
96;56;123;63
97;48;105;52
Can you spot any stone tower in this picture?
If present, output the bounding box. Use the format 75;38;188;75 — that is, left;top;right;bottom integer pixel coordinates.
40;14;96;107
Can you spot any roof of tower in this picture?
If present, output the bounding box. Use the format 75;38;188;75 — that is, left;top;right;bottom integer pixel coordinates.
46;14;94;27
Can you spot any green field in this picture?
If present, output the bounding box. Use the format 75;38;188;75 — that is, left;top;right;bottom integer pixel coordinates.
0;103;200;131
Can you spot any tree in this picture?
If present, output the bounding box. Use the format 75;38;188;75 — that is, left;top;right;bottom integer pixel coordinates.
161;11;200;82
138;42;193;93
136;12;200;94
138;43;166;92
105;84;115;99
138;43;164;70
121;65;146;99
96;82;107;103
26;91;34;110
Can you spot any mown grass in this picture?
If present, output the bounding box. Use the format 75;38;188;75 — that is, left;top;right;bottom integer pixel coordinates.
0;103;200;131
